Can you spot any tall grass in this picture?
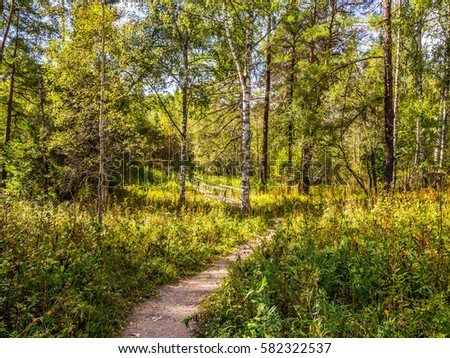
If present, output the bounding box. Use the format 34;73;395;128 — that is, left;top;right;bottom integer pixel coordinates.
193;189;450;337
0;186;267;337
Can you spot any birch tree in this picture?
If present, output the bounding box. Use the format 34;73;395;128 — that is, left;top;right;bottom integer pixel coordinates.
222;0;253;214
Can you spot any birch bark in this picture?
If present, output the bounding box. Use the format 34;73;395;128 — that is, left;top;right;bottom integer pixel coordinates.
223;1;252;215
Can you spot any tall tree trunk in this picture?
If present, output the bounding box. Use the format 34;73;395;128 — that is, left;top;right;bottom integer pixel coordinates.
261;13;271;188
435;5;450;170
223;1;252;215
299;2;317;195
1;7;18;183
286;25;298;173
435;84;448;169
37;65;49;194
299;141;313;195
326;0;336;65
414;16;425;182
240;7;253;215
179;35;190;209
392;0;402;188
438;105;448;169
98;1;106;225
287;55;294;170
383;0;395;192
60;0;66;42
0;0;14;64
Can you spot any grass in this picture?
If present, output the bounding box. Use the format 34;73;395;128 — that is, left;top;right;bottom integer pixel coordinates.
2;182;449;338
0;185;267;337
192;188;450;337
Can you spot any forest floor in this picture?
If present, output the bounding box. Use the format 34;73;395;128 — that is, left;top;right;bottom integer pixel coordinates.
120;229;275;338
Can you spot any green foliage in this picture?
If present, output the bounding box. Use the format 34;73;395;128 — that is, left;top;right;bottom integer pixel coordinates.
0;186;267;337
193;189;450;337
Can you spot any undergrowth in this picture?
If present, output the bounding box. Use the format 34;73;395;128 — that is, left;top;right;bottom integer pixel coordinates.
0;186;266;337
3;183;449;338
193;189;450;337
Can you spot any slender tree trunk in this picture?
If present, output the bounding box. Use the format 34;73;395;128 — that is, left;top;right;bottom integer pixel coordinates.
98;1;106;225
299;141;313;195
436;86;448;169
392;0;402;188
371;149;378;194
286;26;298;173
439;106;448;169
383;0;395;192
261;14;271;188
261;14;272;189
240;8;253;215
0;0;14;64
1;49;15;181
287;55;294;169
37;65;49;194
326;0;336;65
299;3;317;195
1;8;18;183
223;1;252;215
414;16;425;182
60;0;66;42
435;6;450;170
179;35;190;209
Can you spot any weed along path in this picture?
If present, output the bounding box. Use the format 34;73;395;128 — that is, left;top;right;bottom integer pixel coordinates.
120;231;274;338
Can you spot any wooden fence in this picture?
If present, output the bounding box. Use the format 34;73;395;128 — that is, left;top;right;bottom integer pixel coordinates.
189;176;241;206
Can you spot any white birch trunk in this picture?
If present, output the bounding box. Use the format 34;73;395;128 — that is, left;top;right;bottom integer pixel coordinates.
392;0;402;187
179;35;189;210
223;1;252;215
414;17;425;180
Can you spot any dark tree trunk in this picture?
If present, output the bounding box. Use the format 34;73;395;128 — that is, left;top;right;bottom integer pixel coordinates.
299;4;317;195
98;1;106;225
383;0;395;192
286;27;297;172
1;8;18;183
299;142;313;195
287;63;294;169
37;65;49;194
0;0;14;64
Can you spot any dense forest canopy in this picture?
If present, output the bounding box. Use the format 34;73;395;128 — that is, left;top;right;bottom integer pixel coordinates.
1;0;449;208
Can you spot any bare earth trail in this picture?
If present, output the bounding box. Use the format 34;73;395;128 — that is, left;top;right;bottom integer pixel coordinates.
120;231;274;338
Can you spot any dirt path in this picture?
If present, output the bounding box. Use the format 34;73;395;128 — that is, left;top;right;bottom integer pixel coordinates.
120;232;273;338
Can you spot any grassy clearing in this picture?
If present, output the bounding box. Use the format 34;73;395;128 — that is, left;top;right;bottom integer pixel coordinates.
0;186;267;337
2;182;449;338
192;188;450;337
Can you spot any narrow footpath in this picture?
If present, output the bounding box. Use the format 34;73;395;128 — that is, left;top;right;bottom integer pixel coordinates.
120;232;273;338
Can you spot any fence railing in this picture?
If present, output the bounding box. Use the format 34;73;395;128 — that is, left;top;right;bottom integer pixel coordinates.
189;176;242;206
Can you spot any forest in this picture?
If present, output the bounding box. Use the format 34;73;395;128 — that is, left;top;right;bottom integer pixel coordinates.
1;0;449;338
